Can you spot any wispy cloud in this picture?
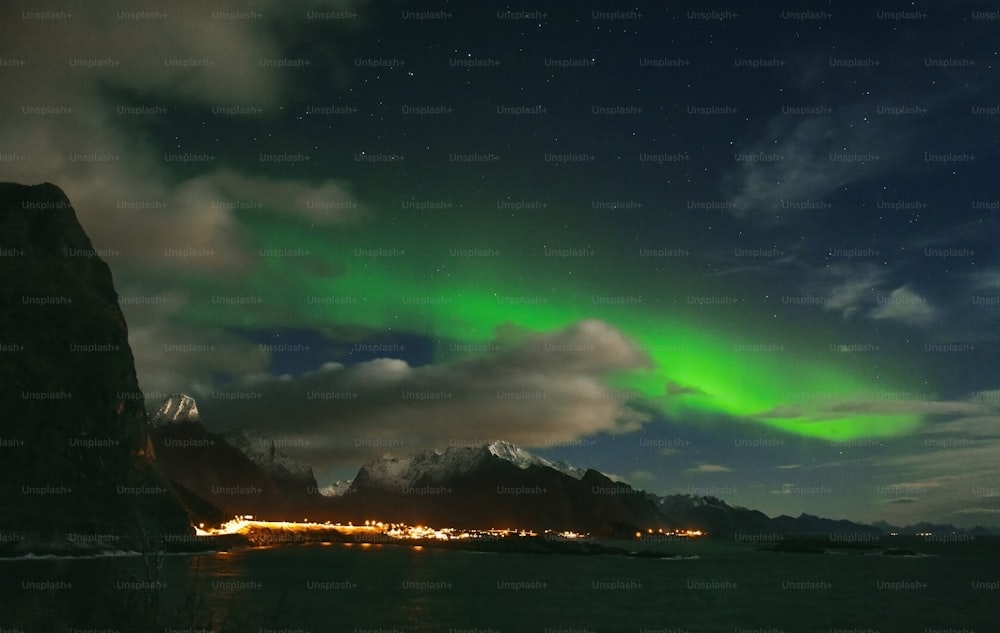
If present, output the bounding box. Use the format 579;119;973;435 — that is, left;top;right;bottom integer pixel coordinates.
725;108;905;219
806;264;938;327
869;286;937;327
685;463;733;474
1;0;366;276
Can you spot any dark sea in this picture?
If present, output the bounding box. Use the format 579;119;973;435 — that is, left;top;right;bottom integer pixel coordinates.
2;537;997;633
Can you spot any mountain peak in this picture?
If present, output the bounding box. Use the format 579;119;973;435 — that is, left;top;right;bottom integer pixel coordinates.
487;439;540;467
151;393;200;425
486;439;588;479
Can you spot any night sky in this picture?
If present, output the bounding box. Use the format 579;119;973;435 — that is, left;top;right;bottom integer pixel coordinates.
3;0;999;526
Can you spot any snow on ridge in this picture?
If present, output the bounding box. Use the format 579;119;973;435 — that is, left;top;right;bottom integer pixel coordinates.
488;440;588;480
487;439;543;469
150;393;200;424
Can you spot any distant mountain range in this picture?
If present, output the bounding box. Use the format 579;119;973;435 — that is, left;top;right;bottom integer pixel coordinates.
162;408;1000;538
147;400;894;538
138;394;903;539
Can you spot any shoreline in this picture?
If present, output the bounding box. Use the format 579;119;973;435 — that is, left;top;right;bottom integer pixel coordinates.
3;528;992;560
0;528;696;560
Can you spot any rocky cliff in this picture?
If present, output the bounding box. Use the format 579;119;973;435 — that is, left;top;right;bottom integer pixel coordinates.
0;182;191;545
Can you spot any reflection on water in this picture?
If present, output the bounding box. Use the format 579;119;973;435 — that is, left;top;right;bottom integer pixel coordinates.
400;595;435;632
178;553;246;627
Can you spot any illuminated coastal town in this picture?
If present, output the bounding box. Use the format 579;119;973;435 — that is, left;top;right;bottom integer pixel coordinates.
193;516;707;543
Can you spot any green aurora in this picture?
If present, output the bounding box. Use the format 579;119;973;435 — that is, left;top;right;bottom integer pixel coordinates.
174;210;921;442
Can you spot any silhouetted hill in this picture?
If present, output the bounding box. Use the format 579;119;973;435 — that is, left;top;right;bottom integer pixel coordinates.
0;182;190;543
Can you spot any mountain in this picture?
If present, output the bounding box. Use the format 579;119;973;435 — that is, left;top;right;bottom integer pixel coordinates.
647;495;880;538
0;182;191;542
146;395;326;523
652;494;776;536
221;427;316;485
351;440;590;491
770;512;884;537
336;441;664;537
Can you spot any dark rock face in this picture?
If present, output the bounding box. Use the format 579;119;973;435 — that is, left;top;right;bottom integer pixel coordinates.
0;182;191;537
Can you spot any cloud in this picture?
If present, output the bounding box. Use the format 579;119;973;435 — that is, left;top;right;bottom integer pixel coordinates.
1;0;367;276
1;0;375;414
666;381;705;397
866;412;1000;525
818;264;885;319
869;286;937;327
5;0;364;105
627;470;656;484
753;390;1000;429
970;269;1000;291
884;480;945;491
685;463;733;474
181;319;654;474
825;398;989;418
185;169;366;227
806;265;938;327
124;303;271;401
725;109;905;219
723;49;971;223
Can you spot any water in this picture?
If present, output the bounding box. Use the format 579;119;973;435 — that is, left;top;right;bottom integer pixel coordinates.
2;537;997;632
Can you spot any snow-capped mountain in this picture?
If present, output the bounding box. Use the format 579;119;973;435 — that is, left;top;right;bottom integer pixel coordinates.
354;445;487;491
488;440;588;480
150;393;200;424
339;439;666;536
221;427;315;484
353;440;587;491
